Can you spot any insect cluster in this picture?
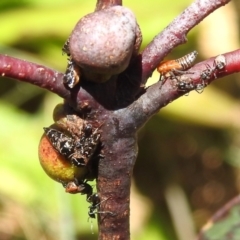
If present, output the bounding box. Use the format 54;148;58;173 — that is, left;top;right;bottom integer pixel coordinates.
38;104;103;218
157;52;226;94
43;124;100;168
157;51;200;92
65;181;102;219
157;50;198;80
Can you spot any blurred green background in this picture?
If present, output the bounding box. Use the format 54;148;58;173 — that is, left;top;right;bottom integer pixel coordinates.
0;0;240;239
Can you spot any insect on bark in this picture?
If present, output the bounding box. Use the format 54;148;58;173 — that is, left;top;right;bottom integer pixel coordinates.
63;58;81;89
62;39;81;89
157;50;198;81
214;54;226;70
87;194;114;219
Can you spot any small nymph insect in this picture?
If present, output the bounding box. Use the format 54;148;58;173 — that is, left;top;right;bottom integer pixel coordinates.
62;39;70;56
214;54;226;70
62;40;81;89
63;58;81;89
157;50;198;81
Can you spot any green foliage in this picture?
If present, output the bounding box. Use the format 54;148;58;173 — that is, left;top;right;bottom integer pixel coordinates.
202;205;240;240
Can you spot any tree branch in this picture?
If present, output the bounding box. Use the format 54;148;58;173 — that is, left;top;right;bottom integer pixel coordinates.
0;55;69;99
141;0;231;84
0;55;115;112
124;49;240;130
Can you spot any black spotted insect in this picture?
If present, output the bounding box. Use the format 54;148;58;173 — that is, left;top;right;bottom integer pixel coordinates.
43;127;74;158
62;39;70;56
42;123;104;222
43;125;100;167
70;125;101;167
157;51;198;82
62;39;81;89
63;58;81;89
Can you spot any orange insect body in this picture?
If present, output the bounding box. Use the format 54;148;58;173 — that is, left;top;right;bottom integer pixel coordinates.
157;59;181;75
157;50;198;76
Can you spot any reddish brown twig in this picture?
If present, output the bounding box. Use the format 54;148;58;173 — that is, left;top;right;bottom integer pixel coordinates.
0;55;68;99
196;194;240;240
141;0;231;84
129;49;240;129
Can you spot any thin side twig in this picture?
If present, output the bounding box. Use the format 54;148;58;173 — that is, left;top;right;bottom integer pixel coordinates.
141;0;231;84
0;55;69;99
196;194;240;240
124;49;240;130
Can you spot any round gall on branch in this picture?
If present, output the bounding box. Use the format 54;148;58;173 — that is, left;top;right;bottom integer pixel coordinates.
65;6;142;83
38;103;101;196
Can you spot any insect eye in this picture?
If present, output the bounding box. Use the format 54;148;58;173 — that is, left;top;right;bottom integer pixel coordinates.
84;124;93;136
